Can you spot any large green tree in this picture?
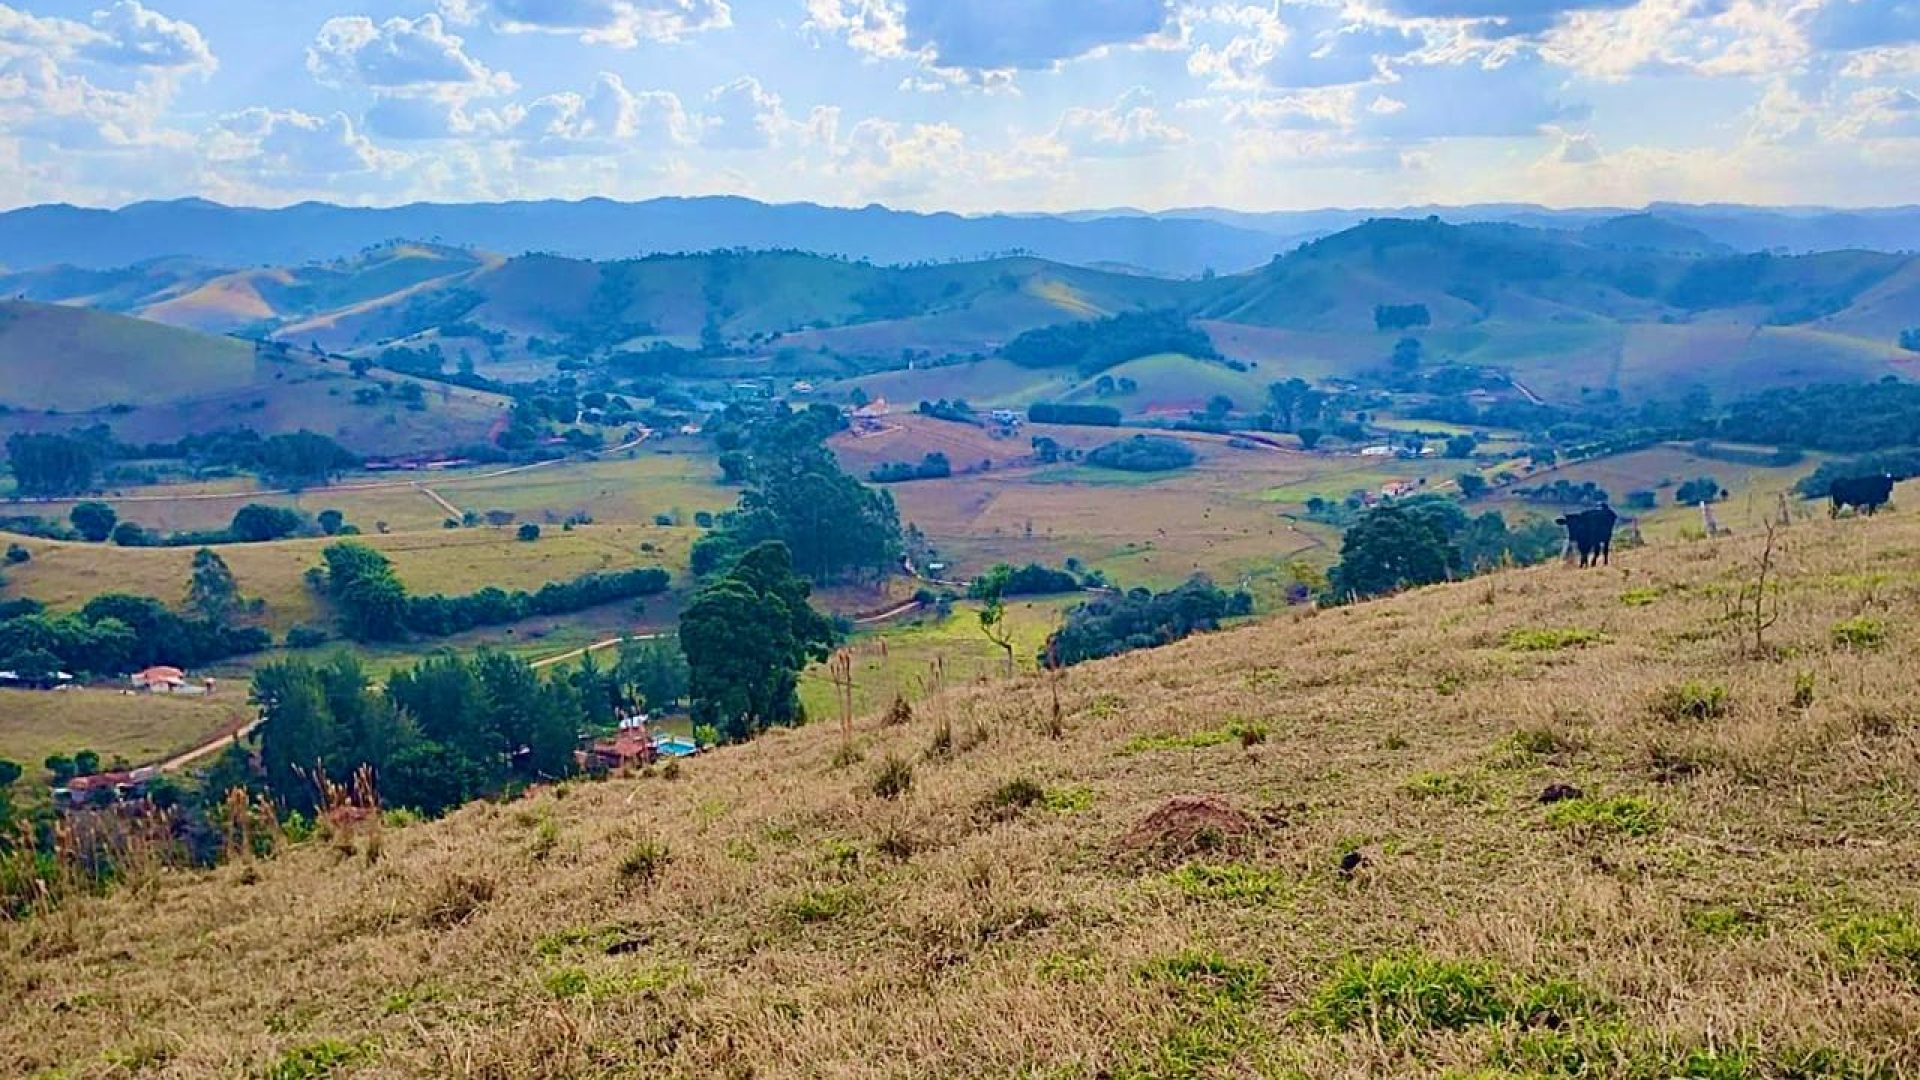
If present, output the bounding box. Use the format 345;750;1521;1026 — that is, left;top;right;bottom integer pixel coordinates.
320;542;409;642
681;541;835;743
68;501;117;543
187;547;242;626
1327;505;1462;602
7;433;97;497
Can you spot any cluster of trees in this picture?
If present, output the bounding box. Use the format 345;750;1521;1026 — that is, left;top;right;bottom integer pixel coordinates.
1674;476;1726;504
966;562;1081;600
915;399;974;424
869;453;952;483
1003;309;1219;375
1374;303;1431;331
1028;401;1121;427
1047;578;1252;667
1796;452;1920;498
1086;435;1197;473
63;502;325;549
252;651;604;815
1712;380;1920;453
681;541;835;743
5;428;360;497
1326;495;1563;602
316;541;671;642
693;404;902;583
0;572;271;679
1513;479;1610;505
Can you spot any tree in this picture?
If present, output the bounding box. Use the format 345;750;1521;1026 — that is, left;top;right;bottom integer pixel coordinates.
44;754;76;783
517;523;541;542
1391;336;1423;371
1327;505;1461;601
320;542;409;642
0;758;23;788
187;548;242;626
1445;434;1477;459
1266;378;1321;432
317;509;346;536
1205;394;1235;420
73;749;101;776
69;501;117;543
618;636;691;712
975;583;1016;678
681;541;835;743
230;503;305;542
1456;473;1489;498
1297;427;1324;450
7;432;96;497
110;521;150;547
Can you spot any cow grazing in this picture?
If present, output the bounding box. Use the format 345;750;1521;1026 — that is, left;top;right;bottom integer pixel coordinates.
1829;474;1895;518
1556;504;1619;568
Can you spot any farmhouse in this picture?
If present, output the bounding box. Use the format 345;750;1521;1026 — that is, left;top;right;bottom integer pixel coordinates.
132;666;187;692
56;766;159;807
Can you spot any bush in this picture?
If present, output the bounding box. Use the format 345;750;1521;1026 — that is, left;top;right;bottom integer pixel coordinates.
870;754;914;800
982;777;1045;819
284;625;329;649
618;838;671;888
1087;435;1197;473
517;523;541;542
3;544;27;564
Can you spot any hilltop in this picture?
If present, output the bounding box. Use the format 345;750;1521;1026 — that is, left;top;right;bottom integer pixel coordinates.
6;511;1918;1077
0;300;508;453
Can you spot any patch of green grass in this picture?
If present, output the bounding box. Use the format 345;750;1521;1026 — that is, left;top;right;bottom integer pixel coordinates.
1136;950;1266;1009
1121;722;1267;755
1504;627;1607;652
1544;795;1663;838
263;1040;362;1080
1621;586;1665;607
1166;863;1292;905
981;777;1046;819
1402;771;1491;806
1042;785;1095;813
1305;952;1588;1037
542;963;687;1001
1687;907;1767;939
1502;726;1582;760
1831;617;1888;651
782;887;861;924
1826;912;1920;980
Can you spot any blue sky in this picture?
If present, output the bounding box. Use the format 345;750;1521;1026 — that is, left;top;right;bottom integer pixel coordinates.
0;0;1916;211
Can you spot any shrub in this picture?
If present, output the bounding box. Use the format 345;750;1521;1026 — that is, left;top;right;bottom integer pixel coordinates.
1653;682;1729;722
870;754;913;800
517;523;541;542
618;839;670;888
3;543;27;564
1544;795;1662;838
1831;616;1888;651
284;625;329;650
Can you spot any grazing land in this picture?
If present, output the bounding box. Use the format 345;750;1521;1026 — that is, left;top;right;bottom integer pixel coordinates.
8;511;1920;1077
0;690;255;782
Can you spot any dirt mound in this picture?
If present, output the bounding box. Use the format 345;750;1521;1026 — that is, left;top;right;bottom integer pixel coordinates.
1117;795;1258;863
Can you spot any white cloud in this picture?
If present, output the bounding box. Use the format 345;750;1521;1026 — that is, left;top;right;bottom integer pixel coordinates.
513;72;692;154
308;14;512;101
449;0;732;46
806;0;1170;86
210;107;395;180
700;76;784;150
81;1;213;74
1187;3;1422;92
1054;86;1187;155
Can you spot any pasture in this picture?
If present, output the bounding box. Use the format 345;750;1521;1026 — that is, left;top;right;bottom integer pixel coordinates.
0;689;256;782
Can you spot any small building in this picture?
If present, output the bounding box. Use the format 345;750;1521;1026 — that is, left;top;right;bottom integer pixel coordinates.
132;666;187;693
57;766;158;807
851;397;890;420
1359;445;1397;458
0;668;73;690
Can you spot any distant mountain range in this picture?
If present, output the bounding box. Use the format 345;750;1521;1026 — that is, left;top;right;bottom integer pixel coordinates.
4;197;1920;278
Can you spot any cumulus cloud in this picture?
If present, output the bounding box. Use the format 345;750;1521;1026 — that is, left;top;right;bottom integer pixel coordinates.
807;0;1172;77
513;72;692;154
1190;3;1423;91
700;76;784;150
79;1;213;73
449;0;732;46
210;107;393;179
1053;86;1186;155
308;14;512;100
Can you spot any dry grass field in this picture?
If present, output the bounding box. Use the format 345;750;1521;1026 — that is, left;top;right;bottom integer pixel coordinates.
0;690;255;781
7;509;1919;1077
4;521;693;635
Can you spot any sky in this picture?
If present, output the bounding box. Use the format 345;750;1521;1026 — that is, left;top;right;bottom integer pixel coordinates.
0;0;1916;212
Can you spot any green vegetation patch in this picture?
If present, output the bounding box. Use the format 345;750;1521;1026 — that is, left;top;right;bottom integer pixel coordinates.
1652;682;1730;723
1136;950;1267;1009
1826;912;1920;981
1402;771;1492;806
1121;722;1266;755
1544;795;1663;838
1620;586;1666;608
1504;627;1608;652
542;962;688;1001
1042;785;1096;813
782;886;862;924
1831;617;1889;651
263;1040;364;1080
1305;951;1596;1037
1166;863;1292;905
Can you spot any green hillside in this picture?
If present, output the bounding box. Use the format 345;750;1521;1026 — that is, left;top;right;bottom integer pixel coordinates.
0;299;258;410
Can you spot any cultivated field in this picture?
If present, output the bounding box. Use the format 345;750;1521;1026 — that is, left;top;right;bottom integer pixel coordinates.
9;509;1920;1077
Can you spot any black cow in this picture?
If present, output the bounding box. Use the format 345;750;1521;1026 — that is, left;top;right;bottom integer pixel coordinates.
1829;474;1895;518
1556;504;1618;568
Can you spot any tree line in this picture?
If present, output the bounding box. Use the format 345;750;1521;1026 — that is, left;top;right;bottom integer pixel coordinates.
315;541;670;643
0;561;271;679
1003;309;1220;375
6;427;360;497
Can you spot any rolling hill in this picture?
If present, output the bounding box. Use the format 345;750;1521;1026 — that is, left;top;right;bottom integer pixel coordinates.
0;301;507;453
8;510;1919;1077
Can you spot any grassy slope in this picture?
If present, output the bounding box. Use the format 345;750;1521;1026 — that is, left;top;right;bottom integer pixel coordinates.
0;690;255;782
8;514;1920;1076
0;300;257;411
